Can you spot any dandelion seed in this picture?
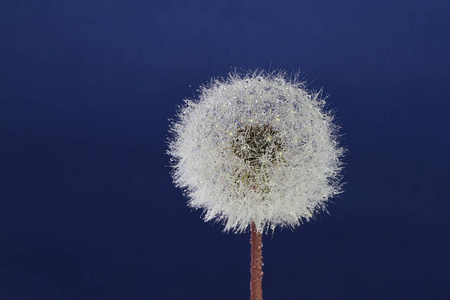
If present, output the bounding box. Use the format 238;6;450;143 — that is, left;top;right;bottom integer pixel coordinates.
168;70;344;233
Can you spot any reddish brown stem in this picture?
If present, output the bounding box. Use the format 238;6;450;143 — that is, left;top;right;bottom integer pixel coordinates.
250;222;263;300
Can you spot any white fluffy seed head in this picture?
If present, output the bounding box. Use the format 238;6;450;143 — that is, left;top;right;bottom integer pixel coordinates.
168;70;344;234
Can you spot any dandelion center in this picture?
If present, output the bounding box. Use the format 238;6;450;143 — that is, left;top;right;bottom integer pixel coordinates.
232;124;283;169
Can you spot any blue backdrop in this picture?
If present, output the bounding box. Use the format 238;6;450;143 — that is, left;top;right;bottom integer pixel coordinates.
1;1;449;299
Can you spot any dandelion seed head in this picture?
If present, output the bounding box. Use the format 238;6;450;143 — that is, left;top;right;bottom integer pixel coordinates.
168;70;344;233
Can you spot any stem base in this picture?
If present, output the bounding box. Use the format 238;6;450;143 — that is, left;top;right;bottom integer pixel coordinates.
250;222;263;300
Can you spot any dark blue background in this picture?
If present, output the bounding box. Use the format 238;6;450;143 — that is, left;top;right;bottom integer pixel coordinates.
1;1;449;299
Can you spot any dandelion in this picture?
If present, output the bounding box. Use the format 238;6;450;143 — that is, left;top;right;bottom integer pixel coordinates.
168;70;344;300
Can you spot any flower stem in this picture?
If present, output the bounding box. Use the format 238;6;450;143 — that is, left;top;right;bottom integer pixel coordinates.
250;222;263;300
